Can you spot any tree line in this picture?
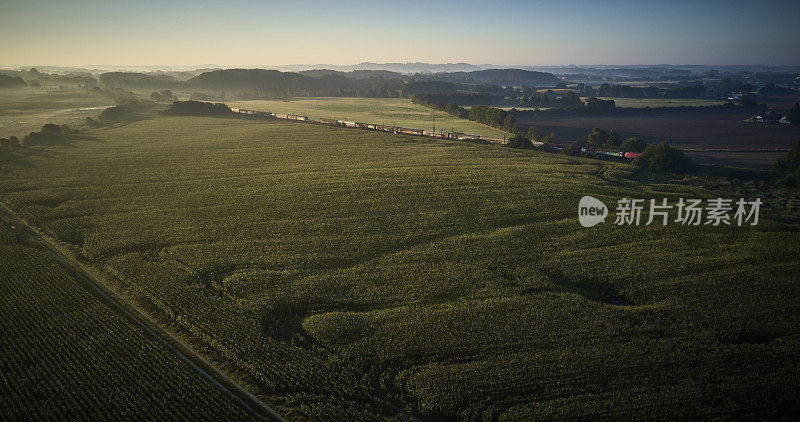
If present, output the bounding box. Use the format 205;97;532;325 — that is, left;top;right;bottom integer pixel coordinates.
411;95;521;134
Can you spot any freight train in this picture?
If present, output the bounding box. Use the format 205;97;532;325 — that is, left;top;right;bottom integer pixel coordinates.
232;108;641;159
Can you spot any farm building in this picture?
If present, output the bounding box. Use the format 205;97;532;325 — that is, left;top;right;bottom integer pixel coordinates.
752;111;788;123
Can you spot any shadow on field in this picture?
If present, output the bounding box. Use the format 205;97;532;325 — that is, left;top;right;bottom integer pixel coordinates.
537;267;634;306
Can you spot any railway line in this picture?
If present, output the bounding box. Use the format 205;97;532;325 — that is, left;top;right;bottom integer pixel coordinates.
232;108;643;160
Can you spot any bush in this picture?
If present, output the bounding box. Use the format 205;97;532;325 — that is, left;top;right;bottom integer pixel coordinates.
633;142;693;173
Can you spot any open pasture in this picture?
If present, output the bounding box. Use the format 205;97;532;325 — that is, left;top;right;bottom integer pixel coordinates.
1;116;799;420
0;87;115;138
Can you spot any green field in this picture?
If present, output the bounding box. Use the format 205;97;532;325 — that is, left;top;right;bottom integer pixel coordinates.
1;113;799;420
0;218;253;420
0;87;116;138
225;97;510;138
583;97;727;108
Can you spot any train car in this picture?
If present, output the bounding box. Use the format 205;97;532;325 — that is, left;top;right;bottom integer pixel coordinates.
624;152;643;159
398;127;423;136
355;122;370;129
318;118;336;125
275;113;288;119
531;141;545;147
595;148;624;157
366;124;377;130
376;125;398;133
483;137;507;144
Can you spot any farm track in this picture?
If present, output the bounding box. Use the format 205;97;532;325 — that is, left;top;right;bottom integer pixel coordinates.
0;202;286;422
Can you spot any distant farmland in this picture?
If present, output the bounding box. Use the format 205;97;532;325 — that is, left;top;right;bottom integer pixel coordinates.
588;97;727;108
516;108;800;170
0;87;114;138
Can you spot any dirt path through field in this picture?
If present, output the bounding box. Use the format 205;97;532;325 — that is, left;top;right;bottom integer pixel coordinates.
0;203;286;422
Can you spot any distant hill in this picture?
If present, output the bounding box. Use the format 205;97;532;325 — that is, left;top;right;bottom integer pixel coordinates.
422;69;561;87
188;69;304;89
89;67;561;97
272;62;492;74
99;72;179;89
298;69;404;80
0;74;27;88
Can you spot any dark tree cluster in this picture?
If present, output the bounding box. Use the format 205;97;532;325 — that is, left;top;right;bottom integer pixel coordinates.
162;101;233;116
579;128;621;148
633;142;693;173
411;95;521;134
21;123;70;145
583;97;617;112
150;90;178;103
468;106;520;134
0;136;20;148
517;88;583;108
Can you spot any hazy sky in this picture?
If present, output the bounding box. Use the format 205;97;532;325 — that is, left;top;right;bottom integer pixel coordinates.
1;0;799;67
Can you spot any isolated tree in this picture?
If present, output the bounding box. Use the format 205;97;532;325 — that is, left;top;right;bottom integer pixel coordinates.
526;125;541;142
